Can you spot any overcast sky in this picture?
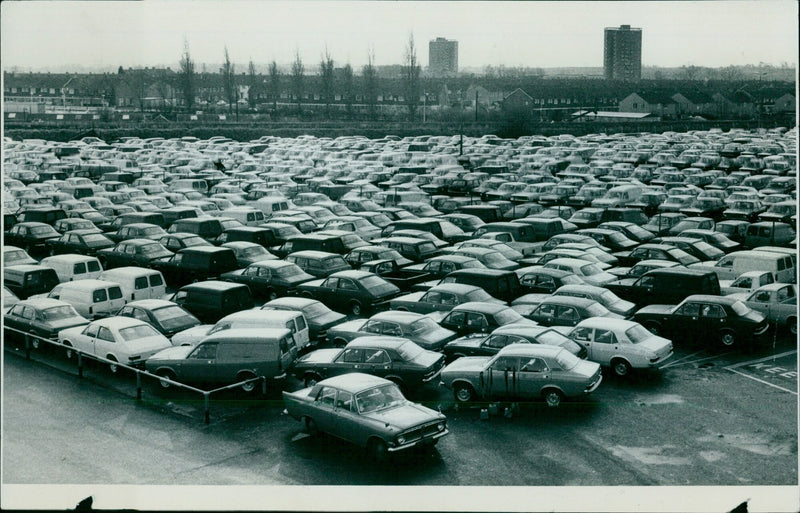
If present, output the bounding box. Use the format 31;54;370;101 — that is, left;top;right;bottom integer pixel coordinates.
2;1;797;71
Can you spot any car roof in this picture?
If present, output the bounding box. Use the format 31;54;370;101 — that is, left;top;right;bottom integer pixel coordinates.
316;372;392;393
575;317;639;331
330;270;373;279
371;310;425;323
452;301;508;314
41;254;97;263
55;279;120;290
382;236;429;244
100;266;159;277
429;283;484;294
449;268;514;277
497;343;564;358
248;260;292;268
540;295;599;307
347;336;414;350
683;294;740;305
125;299;177;309
16;297;74;309
90;316;148;329
177;246;230;254
181;281;247;292
264;297;317;308
201;327;292;342
289;250;341;259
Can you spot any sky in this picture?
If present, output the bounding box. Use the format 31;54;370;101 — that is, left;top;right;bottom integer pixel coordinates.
1;1;797;72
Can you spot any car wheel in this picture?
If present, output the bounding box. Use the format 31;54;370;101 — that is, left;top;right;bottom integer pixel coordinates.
304;373;322;387
368;438;389;462
719;330;736;348
238;372;258;393
543;388;563;408
453;382;475;403
30;335;41;350
612;358;632;378
157;369;176;389
350;301;362;316
788;317;797;336
267;289;278;301
63;342;73;360
107;356;119;375
303;416;319;436
644;322;661;336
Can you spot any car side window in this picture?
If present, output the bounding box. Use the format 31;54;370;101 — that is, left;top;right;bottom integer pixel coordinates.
382;323;402;337
132;308;149;322
558;306;581;323
422;291;441;304
83;324;99;338
97;327;114;342
594;329;617;345
134;277;148;290
777;286;794;302
9;305;25;317
466;313;488;329
570;326;593;342
520;357;548;373
191;343;218;359
243;266;259;276
441;262;456;273
364;349;389;364
445;311;466;326
535;304;557;317
537;276;556;290
484;335;508;349
21;306;36;320
335;390;354;411
317;386;337;407
636;276;654;290
701;304;726;318
258;267;272;279
125;245;137;255
677;302;701;316
342;348;363;363
492;356;518;371
322;278;337;289
363;320;383;334
338;279;358;291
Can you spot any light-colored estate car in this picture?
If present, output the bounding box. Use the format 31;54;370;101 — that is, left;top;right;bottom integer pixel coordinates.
562;318;673;377
283;373;448;461
440;344;602;407
58;316;172;373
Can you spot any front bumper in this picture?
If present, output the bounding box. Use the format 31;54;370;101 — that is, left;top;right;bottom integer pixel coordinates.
584;373;603;393
388;429;449;452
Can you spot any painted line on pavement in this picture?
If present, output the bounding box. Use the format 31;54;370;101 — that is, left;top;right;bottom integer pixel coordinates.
725;367;798;395
661;350;705;368
724;349;798;370
662;351;735;369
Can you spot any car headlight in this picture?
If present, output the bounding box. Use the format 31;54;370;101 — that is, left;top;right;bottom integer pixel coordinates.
397;435;406;445
437;422;445;431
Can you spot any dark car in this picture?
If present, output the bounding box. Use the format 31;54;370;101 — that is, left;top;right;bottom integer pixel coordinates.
3;265;61;300
723;200;767;223
438;301;534;336
568;208;606;229
4;298;89;347
169;281;254;324
432;268;522;303
157;232;213;253
97;239;174;269
167;217;225;242
274;233;350;258
344;245;413;268
288;336;445;391
576;228;638;252
673;229;741;253
45;230;115;256
516;266;585;294
261;296;347;344
378;236;441;263
151;246;240;287
613;243;700;268
597;222;655;244
390;283;503;314
4;222;61;255
215;226;280;248
651;236;725;262
606;268;721;307
220;260;314;300
286;250;351;278
296;270;401;316
683;197;727;222
632;295;769;349
116;299;201;338
404;255;485;280
107;222;167;244
516;296;621;327
442;324;586;362
53;217;103;235
16;207;67;226
324;311;456;351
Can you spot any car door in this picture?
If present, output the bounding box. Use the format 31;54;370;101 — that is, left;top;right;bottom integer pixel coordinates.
316;277;338;304
465;312;490;334
479;334;511;356
589;328;620;365
698;303;728;339
487;356;519;399
360;348;392;378
569;326;595;359
328;389;359;442
671;301;702;340
331;347;365;376
556;305;582;327
441;310;467;334
336;278;360;303
4;304;33;340
531;303;557;326
180;342;219;382
94;325;116;361
517;356;552;398
312;385;338;432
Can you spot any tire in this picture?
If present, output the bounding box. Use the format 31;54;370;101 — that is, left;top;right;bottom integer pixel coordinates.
788;317;797;336
304;373;322;387
303;416;319;436
107;356;119;375
238;372;258;393
350;301;362;316
543;388;563;408
267;289;278;301
157;369;176;389
719;329;736;348
63;342;73;360
30;335;41;350
368;438;389;462
612;358;632;378
453;382;475;403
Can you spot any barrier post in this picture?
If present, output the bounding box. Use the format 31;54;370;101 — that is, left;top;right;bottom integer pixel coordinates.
77;352;84;378
136;371;142;401
24;335;31;360
262;377;267;395
204;393;211;424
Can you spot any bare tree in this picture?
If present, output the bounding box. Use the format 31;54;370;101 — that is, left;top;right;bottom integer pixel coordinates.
319;49;335;119
403;33;421;120
362;49;378;119
719;65;742;82
222;46;236;113
341;63;354;118
682;65;700;81
178;40;196;112
247;59;259;108
268;60;280;113
291;51;305;115
122;68;150;115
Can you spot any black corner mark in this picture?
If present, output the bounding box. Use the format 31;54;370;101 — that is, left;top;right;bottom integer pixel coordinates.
74;496;93;512
728;500;748;513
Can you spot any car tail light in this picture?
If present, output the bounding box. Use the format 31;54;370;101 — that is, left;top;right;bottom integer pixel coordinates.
89;306;93;315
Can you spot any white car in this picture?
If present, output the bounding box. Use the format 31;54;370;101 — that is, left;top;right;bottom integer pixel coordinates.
58;316;172;373
563;318;673;377
543;258;616;287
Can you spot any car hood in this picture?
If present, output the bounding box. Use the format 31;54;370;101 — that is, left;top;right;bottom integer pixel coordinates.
414;351;445;369
446;334;485;349
296;348;341;365
573;359;602;379
636;336;673;355
606;298;636;316
147;345;194;361
443;356;490;373
58;325;85;339
48;317;90;332
392;291;426;303
726;292;749;302
418;326;457;345
301;279;326;288
364;402;442;431
171;325;213;345
313;311;347;328
329;319;366;334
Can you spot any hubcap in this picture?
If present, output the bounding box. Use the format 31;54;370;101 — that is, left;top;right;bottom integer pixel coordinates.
722;333;735;346
456;387;471;402
546;393;560;407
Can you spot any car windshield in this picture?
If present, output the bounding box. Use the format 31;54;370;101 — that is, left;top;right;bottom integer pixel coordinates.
142;227;164;237
378;249;404;261
408;317;439;336
31;225;57;236
580;264;602;276
183;236;207;247
321;257;346;269
731;301;751;316
396;340;424;360
586;302;610;316
359;275;396;295
275;265;305;278
495;307;524;325
83;234;110;246
6;250;28;262
467;288;493;302
118;323;161;341
536;329;572;347
41;305;79;320
355;384;406;414
600;290;620;304
625;324;652;343
303;302;330;318
418;242;437;254
561;274;583;284
242;246;269;257
140;244;169;256
555;349;580;371
152;306;197;330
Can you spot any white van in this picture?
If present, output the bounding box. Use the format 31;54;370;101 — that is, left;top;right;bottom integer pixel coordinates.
172;309;310;349
252;197;291;218
39;255;102;282
592;184;644;208
46;279;126;319
221;206;266;227
691;250;796;283
98;267;167;301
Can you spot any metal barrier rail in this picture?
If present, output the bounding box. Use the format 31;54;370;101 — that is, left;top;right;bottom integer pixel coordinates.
4;326;267;424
